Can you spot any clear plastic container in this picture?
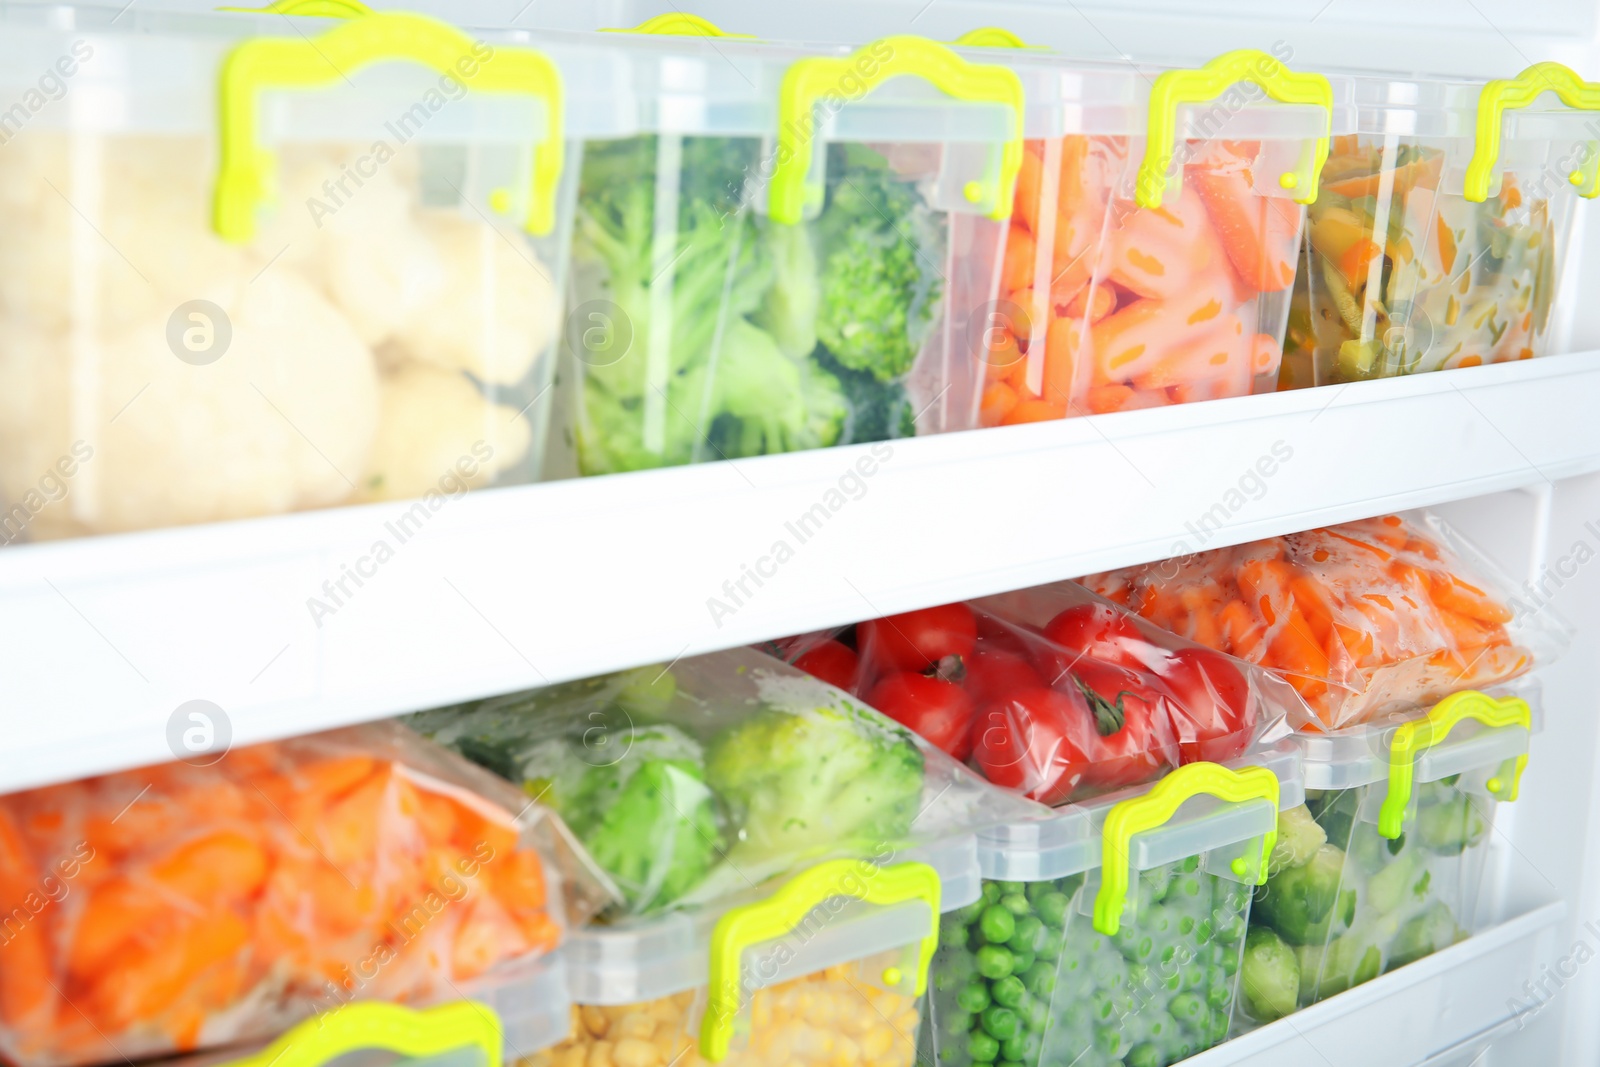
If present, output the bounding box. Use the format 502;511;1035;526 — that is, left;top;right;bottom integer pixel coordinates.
1279;62;1599;388
0;7;610;543
525;838;980;1067
951;42;1352;423
1243;688;1537;1023
924;744;1304;1067
548;22;1021;475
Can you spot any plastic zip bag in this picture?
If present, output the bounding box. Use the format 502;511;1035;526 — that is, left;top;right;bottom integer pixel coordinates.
0;721;605;1067
1079;511;1570;730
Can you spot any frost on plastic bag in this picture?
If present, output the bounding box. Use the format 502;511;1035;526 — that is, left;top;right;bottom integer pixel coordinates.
0;722;599;1067
1080;512;1569;730
407;648;1046;919
0;133;559;542
766;583;1302;805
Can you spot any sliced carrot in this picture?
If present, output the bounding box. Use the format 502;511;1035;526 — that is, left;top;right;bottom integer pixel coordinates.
1132;313;1249;393
1189;160;1300;293
85;910;250;1030
1218;599;1265;658
1013;142;1047;234
1337;237;1384;284
1427;572;1513;625
981;381;1020;426
1085;383;1136;414
1002;224;1037;294
150;830;269;904
1321;150;1442;200
1001;398;1067;426
1063;283;1116;324
1106;184;1229;300
1289;575;1336;645
68;879;169;977
1436;214;1457;274
0;906;52;1027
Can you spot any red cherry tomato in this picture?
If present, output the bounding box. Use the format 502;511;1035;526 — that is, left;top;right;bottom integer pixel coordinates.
969;686;1093;803
792;639;861;693
1040;603;1154;674
867;672;976;760
963;648;1045;707
860;604;978;674
1062;660;1174;791
1158;646;1255;764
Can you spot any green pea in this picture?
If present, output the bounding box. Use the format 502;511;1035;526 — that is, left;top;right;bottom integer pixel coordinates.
1128;1043;1161;1067
977;945;1015;980
998;880;1027;895
1181;855;1201;873
1023;961;1057;997
942;1009;973;1035
1037;929;1065;960
1208;1006;1231;1043
942;922;972;950
996;1061;1024;1067
1001;1032;1039;1062
1001;893;1032;917
959;898;988;924
1181;962;1206;990
1169;992;1206;1026
1036;891;1073;928
981;906;1018;944
957;981;992;1013
1206;978;1232;1009
1023;996;1048;1032
991;975;1027;1009
934;969;959;993
1095;1024;1127;1058
1175;875;1203;898
983;881;1002;904
1011;950;1036;974
1214;915;1247;944
1220;950;1238;977
1011;916;1046;954
968;1030;1000;1062
1178;915;1196;936
982;1006;1021;1041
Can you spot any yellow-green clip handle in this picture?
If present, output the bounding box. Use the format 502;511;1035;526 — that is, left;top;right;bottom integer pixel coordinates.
700;859;941;1062
1137;48;1333;210
214;11;564;242
602;13;754;37
1466;61;1600;202
1377;690;1532;839
769;35;1025;225
217;1000;501;1067
1094;762;1280;937
952;28;1036;50
216;0;372;16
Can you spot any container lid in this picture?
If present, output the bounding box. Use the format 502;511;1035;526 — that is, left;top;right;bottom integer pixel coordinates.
1298;684;1541;792
564;834;975;1006
976;740;1303;883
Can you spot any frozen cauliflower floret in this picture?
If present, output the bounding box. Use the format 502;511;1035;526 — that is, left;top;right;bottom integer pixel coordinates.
0;268;379;535
325;209;559;386
0;134;258;334
356;364;533;503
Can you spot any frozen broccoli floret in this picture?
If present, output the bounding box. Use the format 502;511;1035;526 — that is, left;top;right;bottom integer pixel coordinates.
1416;793;1490;856
1307;789;1358;851
1240;927;1300;1021
1254;844;1345;945
1365;850;1417;915
1298;931;1383;1000
753;219;820;360
1270;805;1329;873
705;684;924;866
1387;901;1461;970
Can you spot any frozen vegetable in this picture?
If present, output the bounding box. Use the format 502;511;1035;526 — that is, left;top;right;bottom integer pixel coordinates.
566;135;956;475
1280;137;1558;387
1082;512;1563;729
775;583;1303;803
1269;804;1328;872
0;132;560;539
983;137;1295;426
1239;927;1298;1022
410;649;1040;917
930;858;1251;1067
0;723;588;1067
527;966;920;1067
1251;843;1344;945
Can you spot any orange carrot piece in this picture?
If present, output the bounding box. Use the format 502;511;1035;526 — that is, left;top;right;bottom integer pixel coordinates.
1002;398;1067;426
981;381;1021;426
150;831;269;904
1002;224;1037;293
1189;157;1299;293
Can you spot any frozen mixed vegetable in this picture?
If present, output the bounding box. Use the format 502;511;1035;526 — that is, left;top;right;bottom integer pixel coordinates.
982;136;1299;425
410;650;1038;917
566;138;948;475
1279;137;1560;387
1082;513;1561;729
773;582;1302;803
0;723;586;1067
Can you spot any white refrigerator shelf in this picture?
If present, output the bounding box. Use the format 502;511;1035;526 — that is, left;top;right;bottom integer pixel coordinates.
2;354;1599;793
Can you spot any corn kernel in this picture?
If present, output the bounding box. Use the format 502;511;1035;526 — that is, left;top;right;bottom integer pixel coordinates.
613;1038;659;1067
581;1006;610;1039
615;1014;657;1041
586;1040;613;1067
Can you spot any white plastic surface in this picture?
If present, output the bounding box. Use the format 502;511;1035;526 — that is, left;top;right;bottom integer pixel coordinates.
4;355;1600;795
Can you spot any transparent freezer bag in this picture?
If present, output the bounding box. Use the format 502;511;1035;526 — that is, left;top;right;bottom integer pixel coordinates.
0;12;578;543
529;856;952;1067
980;49;1336;423
1281;62;1597;388
1082;510;1570;730
407;647;1044;920
0;721;604;1067
1246;690;1533;1019
926;757;1296;1067
561;34;1019;475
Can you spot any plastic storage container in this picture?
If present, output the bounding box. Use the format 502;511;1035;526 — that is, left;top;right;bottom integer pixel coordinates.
0;722;596;1067
552;21;1021;475
167;957;571;1067
954;40;1347;422
528;839;980;1067
923;745;1303;1067
1279;61;1599;387
1243;689;1536;1022
0;7;607;543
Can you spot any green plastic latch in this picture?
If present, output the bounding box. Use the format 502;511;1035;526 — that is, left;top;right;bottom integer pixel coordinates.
1378;690;1532;839
1466;62;1600;202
